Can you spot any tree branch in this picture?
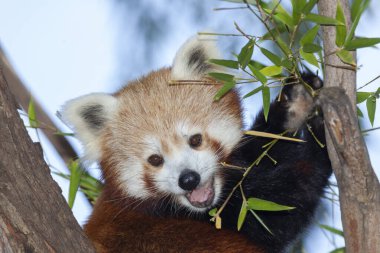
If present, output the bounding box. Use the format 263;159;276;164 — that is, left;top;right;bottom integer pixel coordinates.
317;1;380;252
0;65;95;252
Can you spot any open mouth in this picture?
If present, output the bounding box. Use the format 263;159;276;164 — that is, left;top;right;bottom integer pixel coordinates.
185;178;215;208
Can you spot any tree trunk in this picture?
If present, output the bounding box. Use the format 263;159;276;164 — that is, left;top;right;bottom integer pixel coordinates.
318;1;380;252
0;67;95;252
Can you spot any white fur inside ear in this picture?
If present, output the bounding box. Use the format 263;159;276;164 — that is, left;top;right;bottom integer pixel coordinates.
61;93;117;161
171;36;221;80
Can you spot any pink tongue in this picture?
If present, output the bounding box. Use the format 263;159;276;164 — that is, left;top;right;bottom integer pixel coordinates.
189;184;213;203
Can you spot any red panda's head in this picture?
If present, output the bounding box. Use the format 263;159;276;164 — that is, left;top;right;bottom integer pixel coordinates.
62;37;243;212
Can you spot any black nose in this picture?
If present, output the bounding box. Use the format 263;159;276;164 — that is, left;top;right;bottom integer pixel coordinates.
178;169;200;191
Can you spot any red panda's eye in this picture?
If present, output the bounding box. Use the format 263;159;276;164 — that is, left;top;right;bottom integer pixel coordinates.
189;134;202;148
147;154;164;167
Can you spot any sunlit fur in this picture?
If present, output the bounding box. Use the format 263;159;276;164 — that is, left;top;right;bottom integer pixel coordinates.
62;36;332;253
62;36;242;212
102;67;242;211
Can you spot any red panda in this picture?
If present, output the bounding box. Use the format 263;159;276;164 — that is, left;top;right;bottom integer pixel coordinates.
62;36;331;253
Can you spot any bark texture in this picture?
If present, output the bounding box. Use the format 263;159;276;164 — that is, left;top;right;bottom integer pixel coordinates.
0;67;95;252
318;1;380;252
0;47;78;164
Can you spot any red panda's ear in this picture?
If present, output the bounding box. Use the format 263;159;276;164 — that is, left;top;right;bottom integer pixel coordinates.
171;36;222;81
60;93;117;161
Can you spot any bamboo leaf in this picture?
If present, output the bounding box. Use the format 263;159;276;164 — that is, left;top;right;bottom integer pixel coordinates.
208;208;217;217
319;224;344;237
357;92;371;104
247;197;295;211
302;0;317;14
249;210;273;235
260;66;283;77
209;59;239;69
28;99;38;128
281;58;294;71
214;81;236;101
305;13;343;26
68;160;82;209
300;48;319;68
260;48;282;66
302;43;322;53
300;25;320;46
336;49;355;66
248;64;267;85
346;0;370;43
245;130;305;142
238;39;255;69
237;200;248;231
291;0;306;24
276;36;292;55
335;1;347;47
208;72;234;82
329;247;346;253
262;86;270;121
367;96;376;126
345;37;380;51
357;106;364;118
243;85;264;99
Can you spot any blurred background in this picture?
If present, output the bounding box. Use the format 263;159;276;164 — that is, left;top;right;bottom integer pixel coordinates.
0;0;379;252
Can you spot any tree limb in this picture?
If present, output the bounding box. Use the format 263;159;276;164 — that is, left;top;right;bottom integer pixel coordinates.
318;1;380;252
0;66;95;252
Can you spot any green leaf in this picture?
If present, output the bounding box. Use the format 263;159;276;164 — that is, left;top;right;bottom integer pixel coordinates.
243;85;264;99
346;0;370;43
261;25;288;41
208;208;217;217
208;72;234;82
209;59;239;69
357;106;364;117
248;64;267;84
336;49;355;66
329;247;346;253
249;60;267;70
276;36;292;55
302;43;322;53
68;160;83;209
237;200;248;231
305;13;343;26
260;48;282;66
300;25;320;46
249;210;273;234
300;48;319;68
238;40;255;69
302;0;317;14
260;66;283;77
281;58;294;71
247;197;295;211
273;11;294;28
319;224;344;237
291;0;306;24
335;1;347;47
55;131;75;136
351;0;365;22
28;99;38;128
262;87;270;122
214;81;236;101
367;96;376;126
357;92;371;104
345;38;380;50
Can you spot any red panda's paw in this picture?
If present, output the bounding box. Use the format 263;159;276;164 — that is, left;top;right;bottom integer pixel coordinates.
281;73;323;131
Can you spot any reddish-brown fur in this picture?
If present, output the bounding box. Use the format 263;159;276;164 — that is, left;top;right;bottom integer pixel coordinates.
84;68;253;252
84;190;264;253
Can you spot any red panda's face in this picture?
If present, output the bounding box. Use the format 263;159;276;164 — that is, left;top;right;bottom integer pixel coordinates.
61;36;243;212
